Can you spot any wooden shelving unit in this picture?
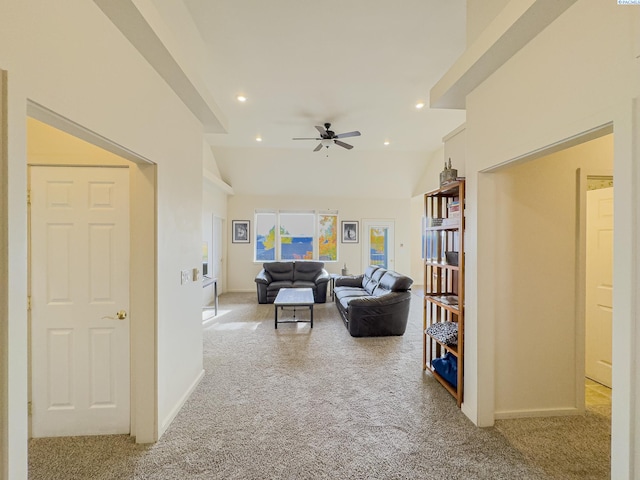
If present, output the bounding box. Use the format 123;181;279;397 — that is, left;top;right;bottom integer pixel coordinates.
423;179;465;407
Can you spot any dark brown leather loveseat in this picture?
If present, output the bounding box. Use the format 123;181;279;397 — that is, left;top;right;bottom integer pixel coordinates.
255;261;330;304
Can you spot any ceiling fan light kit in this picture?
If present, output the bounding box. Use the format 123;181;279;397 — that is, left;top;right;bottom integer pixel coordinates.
293;122;361;152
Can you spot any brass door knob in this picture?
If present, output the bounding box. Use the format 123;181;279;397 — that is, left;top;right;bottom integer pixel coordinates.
102;310;128;321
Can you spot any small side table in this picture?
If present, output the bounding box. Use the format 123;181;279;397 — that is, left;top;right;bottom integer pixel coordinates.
202;276;218;316
329;273;340;301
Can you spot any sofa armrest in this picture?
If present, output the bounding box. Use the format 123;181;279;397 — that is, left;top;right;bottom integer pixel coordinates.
254;269;272;285
346;291;412;337
335;274;363;287
314;269;330;285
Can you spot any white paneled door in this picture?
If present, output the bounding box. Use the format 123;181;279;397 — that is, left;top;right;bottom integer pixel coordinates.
30;166;130;437
585;186;613;388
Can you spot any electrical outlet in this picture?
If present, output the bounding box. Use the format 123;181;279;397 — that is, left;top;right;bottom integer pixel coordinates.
192;268;201;282
181;269;191;285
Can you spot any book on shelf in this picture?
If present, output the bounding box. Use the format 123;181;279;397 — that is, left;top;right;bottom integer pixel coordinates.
441;216;460;227
431;295;459;306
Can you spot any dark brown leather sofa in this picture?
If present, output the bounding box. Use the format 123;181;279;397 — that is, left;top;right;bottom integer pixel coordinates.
333;265;413;337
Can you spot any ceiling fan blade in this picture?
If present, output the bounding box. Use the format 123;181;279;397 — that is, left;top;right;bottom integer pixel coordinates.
315;125;327;135
335;131;361;139
334;140;353;150
313;143;323;152
292;137;322;140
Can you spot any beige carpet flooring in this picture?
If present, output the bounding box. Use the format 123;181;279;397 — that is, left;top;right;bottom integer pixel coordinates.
28;292;610;479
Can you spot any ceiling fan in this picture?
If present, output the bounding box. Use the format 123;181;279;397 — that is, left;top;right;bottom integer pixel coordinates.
293;123;361;152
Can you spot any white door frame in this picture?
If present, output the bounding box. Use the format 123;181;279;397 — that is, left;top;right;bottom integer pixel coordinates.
0;68;8;479
26;102;158;443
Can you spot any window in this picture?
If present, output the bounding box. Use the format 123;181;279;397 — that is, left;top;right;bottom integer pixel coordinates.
280;212;314;260
254;210;338;262
255;212;276;261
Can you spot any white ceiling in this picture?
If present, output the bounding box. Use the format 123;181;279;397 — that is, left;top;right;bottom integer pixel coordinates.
183;0;467;198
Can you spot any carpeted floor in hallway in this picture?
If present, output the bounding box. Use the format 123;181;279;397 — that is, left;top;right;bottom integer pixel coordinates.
28;292;610;479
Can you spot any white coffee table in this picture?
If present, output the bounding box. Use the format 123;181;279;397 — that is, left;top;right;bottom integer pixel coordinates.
273;288;314;329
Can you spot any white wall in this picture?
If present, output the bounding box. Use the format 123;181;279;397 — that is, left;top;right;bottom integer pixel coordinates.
411;127;467;286
202;142;228;301
413;146;446;197
492;134;612;415
227;195;413;292
213;146;430;200
411;148;445;287
27;118;131;166
0;1;210;476
409;195;424;286
150;0;208;75
461;1;639;476
443;125;466;173
466;0;509;46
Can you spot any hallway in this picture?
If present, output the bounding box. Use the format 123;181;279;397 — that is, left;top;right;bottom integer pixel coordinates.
28;293;610;479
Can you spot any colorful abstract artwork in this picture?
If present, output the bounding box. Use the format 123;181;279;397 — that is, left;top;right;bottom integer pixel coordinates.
318;214;337;261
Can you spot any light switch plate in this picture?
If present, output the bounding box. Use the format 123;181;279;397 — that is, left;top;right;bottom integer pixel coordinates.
181;269;191;285
192;268;201;281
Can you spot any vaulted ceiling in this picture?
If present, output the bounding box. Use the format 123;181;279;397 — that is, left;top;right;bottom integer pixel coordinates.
183;0;467;198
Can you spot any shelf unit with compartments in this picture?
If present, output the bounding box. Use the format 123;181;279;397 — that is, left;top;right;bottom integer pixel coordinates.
422;179;465;406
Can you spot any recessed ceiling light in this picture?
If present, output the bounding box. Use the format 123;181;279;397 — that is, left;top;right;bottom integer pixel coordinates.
415;102;425;109
384;141;390;146
237;95;247;103
256;136;262;142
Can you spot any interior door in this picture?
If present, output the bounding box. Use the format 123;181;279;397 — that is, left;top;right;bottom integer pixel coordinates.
30;165;130;437
362;220;395;270
585;186;613;387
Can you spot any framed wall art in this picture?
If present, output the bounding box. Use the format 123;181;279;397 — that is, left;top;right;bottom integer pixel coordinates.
341;221;359;243
232;220;250;243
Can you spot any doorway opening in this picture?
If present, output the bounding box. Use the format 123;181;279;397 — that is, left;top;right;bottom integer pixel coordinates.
25;108;158;443
581;174;614;412
488;130;613;478
362;219;395;272
202;215;224;324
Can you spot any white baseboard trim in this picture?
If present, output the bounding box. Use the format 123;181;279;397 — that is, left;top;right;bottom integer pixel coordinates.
202;316;215;327
159;369;205;436
494;406;581;420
